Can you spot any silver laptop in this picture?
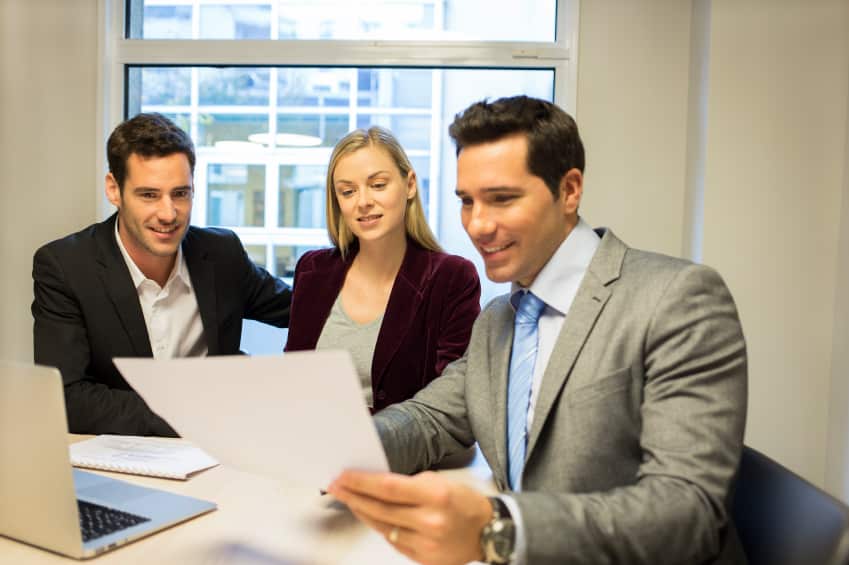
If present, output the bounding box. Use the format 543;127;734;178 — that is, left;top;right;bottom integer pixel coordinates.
0;361;216;559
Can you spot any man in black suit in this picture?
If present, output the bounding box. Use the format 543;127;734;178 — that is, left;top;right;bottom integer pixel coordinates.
32;113;291;436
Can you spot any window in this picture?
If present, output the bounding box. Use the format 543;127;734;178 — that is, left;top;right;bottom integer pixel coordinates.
103;0;577;302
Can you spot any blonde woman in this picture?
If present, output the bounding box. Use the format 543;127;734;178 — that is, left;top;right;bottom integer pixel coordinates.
285;126;480;412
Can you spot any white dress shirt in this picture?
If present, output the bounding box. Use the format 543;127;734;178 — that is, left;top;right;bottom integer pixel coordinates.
114;221;207;359
499;217;600;565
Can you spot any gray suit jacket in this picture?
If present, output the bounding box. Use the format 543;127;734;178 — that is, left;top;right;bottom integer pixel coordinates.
375;229;748;564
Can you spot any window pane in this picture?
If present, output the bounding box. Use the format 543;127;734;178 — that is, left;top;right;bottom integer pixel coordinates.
199;5;271;39
356;114;430;151
277;114;348;148
140;5;192;39
138;67;191;106
275;245;322;278
358;69;431;108
198;114;268;148
279;165;326;228
278;68;352;107
199;68;270;106
207;164;266;227
129;1;556;42
244;244;267;268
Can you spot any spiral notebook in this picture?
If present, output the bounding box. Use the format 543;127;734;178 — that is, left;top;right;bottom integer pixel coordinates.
69;435;219;480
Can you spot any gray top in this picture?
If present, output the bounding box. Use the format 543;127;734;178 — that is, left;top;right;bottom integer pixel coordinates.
316;294;383;408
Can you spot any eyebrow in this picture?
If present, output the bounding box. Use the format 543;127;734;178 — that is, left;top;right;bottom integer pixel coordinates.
454;186;521;197
334;171;392;187
132;185;192;192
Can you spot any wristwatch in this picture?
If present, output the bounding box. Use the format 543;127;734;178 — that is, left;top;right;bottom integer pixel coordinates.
480;496;516;564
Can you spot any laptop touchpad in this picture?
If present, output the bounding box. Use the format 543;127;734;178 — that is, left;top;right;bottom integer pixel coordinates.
74;470;155;505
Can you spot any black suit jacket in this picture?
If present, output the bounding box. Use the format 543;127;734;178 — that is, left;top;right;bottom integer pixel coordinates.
32;213;291;436
284;241;480;411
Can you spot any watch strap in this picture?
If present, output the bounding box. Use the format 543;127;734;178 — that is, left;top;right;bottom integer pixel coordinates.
489;496;510;520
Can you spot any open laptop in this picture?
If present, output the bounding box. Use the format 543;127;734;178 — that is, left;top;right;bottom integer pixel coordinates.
0;361;216;559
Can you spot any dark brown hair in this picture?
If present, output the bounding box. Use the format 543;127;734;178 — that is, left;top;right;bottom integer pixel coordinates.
448;95;585;197
107;113;195;191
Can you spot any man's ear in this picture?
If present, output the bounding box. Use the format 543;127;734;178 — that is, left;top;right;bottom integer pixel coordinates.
105;173;121;208
558;168;583;217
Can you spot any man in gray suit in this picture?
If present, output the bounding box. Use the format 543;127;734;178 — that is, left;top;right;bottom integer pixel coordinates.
327;96;747;564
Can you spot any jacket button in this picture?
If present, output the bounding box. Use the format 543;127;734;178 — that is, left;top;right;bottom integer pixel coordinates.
376;390;387;400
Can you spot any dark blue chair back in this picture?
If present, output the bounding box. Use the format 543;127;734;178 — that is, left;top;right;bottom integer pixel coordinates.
733;446;849;565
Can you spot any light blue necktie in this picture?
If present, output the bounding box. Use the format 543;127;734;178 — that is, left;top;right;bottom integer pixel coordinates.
507;291;546;491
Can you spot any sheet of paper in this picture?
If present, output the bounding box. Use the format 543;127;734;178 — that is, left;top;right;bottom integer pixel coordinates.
69;435;218;479
114;351;389;488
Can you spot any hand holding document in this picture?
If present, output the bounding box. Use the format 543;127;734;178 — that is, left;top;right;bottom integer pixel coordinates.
70;435;218;480
114;351;389;488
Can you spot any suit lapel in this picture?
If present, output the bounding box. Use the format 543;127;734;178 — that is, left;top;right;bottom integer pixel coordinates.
95;214;152;356
372;243;430;390
183;229;219;354
525;229;626;463
291;252;350;350
489;297;517;487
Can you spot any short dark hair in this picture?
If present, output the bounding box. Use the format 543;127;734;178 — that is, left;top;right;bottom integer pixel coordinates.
448;95;585;197
107;113;196;191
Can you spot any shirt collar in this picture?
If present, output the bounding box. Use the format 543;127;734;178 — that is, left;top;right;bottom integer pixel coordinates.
510;217;600;314
114;218;191;291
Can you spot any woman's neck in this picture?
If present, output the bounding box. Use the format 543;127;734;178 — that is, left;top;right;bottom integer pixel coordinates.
353;230;407;283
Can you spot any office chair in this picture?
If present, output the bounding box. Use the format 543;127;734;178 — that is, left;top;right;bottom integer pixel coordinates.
732;445;849;565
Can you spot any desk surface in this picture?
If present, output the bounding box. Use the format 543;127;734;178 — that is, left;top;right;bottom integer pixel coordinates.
1;436;495;564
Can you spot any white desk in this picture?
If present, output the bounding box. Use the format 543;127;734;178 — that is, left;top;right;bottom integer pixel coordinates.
1;436;495;564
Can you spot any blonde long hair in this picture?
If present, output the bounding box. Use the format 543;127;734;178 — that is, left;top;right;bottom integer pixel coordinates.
325;126;441;258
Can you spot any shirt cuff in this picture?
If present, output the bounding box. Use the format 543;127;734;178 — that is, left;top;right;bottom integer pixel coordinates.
497;494;527;565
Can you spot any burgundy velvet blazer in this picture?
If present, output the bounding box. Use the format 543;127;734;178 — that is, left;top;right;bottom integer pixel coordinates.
285;241;481;412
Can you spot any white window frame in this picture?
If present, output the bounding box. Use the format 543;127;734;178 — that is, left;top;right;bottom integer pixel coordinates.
96;0;579;262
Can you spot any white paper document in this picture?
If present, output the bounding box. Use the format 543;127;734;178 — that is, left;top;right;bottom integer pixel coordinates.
114;351;389;488
69;435;219;480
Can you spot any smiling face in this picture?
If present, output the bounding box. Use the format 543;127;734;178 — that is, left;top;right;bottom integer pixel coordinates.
332;144;416;248
456;133;582;287
106;152;193;276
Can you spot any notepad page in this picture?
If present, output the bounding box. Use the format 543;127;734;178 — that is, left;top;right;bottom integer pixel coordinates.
69;435;219;480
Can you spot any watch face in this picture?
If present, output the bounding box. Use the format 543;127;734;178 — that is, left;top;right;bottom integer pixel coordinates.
482;519;515;563
482;497;515;564
490;519;516;560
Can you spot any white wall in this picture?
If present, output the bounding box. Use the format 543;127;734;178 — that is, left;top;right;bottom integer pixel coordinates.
578;0;849;490
0;0;99;364
577;0;694;257
701;0;849;488
3;0;849;493
826;71;849;499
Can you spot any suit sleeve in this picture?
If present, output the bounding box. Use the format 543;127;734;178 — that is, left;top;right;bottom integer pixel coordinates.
374;304;496;473
511;264;747;564
375;354;477;474
32;246;176;436
433;259;480;376
234;233;292;328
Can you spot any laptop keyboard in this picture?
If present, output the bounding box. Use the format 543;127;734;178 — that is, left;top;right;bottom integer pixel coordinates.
77;499;151;542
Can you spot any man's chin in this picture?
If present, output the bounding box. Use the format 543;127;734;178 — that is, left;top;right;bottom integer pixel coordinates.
143;238;183;258
483;266;514;285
